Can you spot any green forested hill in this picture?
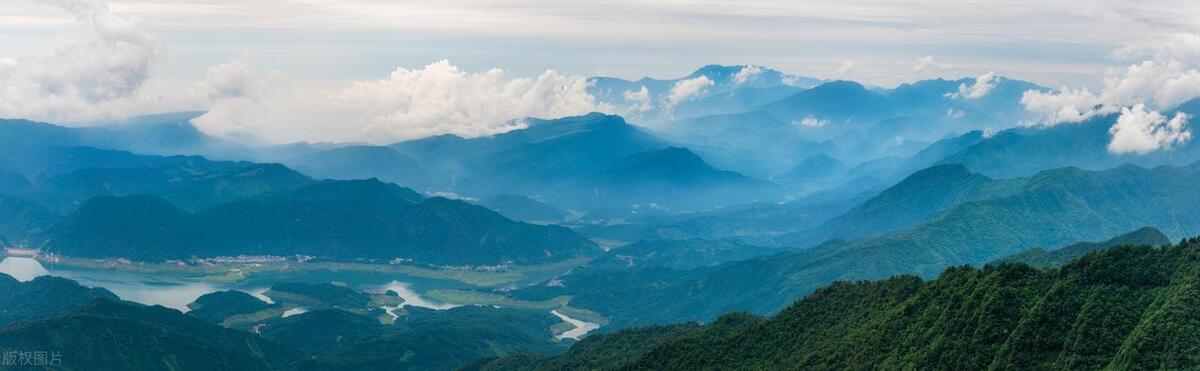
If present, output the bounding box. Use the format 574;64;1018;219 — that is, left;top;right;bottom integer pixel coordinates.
42;179;598;264
788;163;1018;246
514;163;1200;329
0;299;303;371
0;274;119;327
997;226;1171;268
476;239;1200;370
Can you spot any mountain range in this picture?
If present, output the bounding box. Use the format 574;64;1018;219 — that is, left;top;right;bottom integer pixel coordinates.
42;179;597;265
510;160;1200;328
474;238;1200;370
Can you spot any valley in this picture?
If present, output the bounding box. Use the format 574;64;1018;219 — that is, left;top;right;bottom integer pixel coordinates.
2;6;1200;366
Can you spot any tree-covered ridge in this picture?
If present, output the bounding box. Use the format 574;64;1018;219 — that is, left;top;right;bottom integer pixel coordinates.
476;239;1200;370
0;273;118;327
997;226;1171;268
0;299;303;371
40;178;598;265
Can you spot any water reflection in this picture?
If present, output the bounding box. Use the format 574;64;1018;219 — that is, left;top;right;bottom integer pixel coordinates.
379;280;459;310
0;257;49;282
551;310;600;340
0;259;458;314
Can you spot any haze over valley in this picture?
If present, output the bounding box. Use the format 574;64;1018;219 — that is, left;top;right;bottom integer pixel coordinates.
4;0;1200;370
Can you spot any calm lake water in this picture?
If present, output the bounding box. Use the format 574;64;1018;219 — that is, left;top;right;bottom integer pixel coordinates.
0;257;459;311
0;257;600;338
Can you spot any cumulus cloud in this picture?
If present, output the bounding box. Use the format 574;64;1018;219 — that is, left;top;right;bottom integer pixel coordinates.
1020;87;1108;123
193;60;610;143
948;71;999;100
1023;34;1200;125
0;0;161;122
194;55;263;101
621;86;653;113
732;65;763;85
0;1;610;144
665;76;713;109
1107;104;1191;154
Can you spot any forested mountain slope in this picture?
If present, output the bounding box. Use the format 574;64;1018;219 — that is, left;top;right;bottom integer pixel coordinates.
475;239;1200;370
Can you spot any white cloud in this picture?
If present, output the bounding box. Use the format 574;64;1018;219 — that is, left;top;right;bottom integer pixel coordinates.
665;76;713;108
1020;87;1108;124
946;108;965;119
835;60;856;75
732;65;763;85
794;116;828;127
948;71;999;100
0;1;611;144
1108;104;1191;154
193;60;610;143
194;54;262;101
1022;34;1200;125
781;75;805;87
0;0;161;122
621;85;653;112
912;56;934;73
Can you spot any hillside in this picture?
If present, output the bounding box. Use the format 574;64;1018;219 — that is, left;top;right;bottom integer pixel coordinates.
512;162;1200;328
936;110;1200;178
0;299;303;371
41;179;599;265
0;144;314;214
0;274;119;327
788;164;1013;246
997;226;1172;268
476;239;1200;370
283;145;428;189
562;147;780;211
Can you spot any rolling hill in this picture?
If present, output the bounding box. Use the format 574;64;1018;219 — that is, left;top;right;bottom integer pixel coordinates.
40;179;599;265
475;239;1200;370
511;162;1200;328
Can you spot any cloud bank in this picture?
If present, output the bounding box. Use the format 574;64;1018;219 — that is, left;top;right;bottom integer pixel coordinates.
194;60;609;143
1;1;610;144
0;0;161;122
1020;34;1200;154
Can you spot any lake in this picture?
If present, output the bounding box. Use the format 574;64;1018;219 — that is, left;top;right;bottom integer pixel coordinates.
0;256;600;339
0;257;459;312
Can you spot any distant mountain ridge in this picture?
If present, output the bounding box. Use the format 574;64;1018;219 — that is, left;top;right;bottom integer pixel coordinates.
41;179;598;265
588;64;821;122
648;76;1046;178
511;161;1200;328
997;226;1172;268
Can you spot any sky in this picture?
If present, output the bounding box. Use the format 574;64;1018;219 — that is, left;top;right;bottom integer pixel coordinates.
1;0;1199;144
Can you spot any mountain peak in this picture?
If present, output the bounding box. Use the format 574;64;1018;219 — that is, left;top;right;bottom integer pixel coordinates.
810;80;868;93
618;147;708;171
597;146;750;185
288;179;424;203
